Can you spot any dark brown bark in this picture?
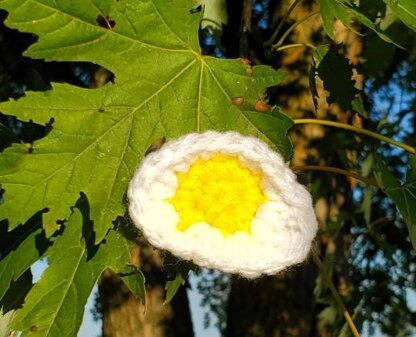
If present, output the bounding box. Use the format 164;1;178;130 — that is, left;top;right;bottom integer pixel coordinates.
225;265;318;337
239;0;252;57
223;1;361;336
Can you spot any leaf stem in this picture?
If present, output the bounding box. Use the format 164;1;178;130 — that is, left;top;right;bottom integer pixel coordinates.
264;0;304;47
274;43;316;52
293;119;416;154
312;252;361;337
272;9;320;50
291;165;378;187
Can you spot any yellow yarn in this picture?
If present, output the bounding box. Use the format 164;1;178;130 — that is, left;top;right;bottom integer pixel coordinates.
167;153;268;236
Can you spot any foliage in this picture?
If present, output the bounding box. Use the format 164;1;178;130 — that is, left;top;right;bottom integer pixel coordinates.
0;0;416;336
384;0;416;32
11;204;142;337
375;155;416;248
0;0;292;242
316;0;400;44
164;273;186;305
317;45;358;111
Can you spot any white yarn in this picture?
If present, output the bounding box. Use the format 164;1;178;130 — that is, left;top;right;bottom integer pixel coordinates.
128;131;318;279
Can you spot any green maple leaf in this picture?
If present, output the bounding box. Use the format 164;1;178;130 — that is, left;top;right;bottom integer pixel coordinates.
0;310;15;337
384;0;416;32
164;273;186;305
11;206;143;337
375;155;416;248
317;45;358;111
0;213;49;303
0;0;293;242
316;0;400;45
316;0;357;39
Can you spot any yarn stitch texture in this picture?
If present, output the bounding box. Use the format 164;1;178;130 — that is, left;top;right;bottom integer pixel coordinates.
128;131;318;278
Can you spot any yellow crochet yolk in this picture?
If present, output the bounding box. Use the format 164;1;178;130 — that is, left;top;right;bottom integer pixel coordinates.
167;153;268;236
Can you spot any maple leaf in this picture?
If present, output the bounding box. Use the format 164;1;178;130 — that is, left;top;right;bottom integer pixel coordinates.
316;0;399;45
375;155;416;248
10;206;144;337
0;0;293;242
384;0;416;32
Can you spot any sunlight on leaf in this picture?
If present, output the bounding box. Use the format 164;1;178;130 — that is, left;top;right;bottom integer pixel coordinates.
164;273;186;305
0;310;14;337
316;0;401;46
316;0;357;39
11;206;139;337
0;0;293;242
384;0;416;32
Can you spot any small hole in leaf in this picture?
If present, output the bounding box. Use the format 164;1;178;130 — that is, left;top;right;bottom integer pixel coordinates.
190;5;202;14
0;186;4;205
30;326;37;332
0;115;54;152
96;14;116;30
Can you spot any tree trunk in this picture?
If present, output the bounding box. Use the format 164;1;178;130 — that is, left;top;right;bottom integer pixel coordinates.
99;242;194;337
225;265;318;337
223;0;361;336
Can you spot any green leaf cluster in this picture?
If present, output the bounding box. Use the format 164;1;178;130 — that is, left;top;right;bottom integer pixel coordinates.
384;0;416;32
0;0;292;241
316;0;413;45
0;0;416;335
0;0;293;335
316;45;358;111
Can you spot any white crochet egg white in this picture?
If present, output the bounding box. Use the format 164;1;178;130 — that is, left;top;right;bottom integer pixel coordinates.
128;131;318;279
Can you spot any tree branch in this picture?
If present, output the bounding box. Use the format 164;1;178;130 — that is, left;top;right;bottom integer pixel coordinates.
291;165;378;187
271;9;320;50
264;0;304;47
239;0;252;57
293;119;416;154
313;252;361;337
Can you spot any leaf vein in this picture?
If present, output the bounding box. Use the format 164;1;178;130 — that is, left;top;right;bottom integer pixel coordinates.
150;0;186;45
205;65;272;141
100;114;134;218
32;0;193;53
196;61;204;132
41;250;85;337
131;59;197;114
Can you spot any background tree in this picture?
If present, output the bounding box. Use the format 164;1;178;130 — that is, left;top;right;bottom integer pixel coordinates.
200;1;416;336
0;1;416;337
